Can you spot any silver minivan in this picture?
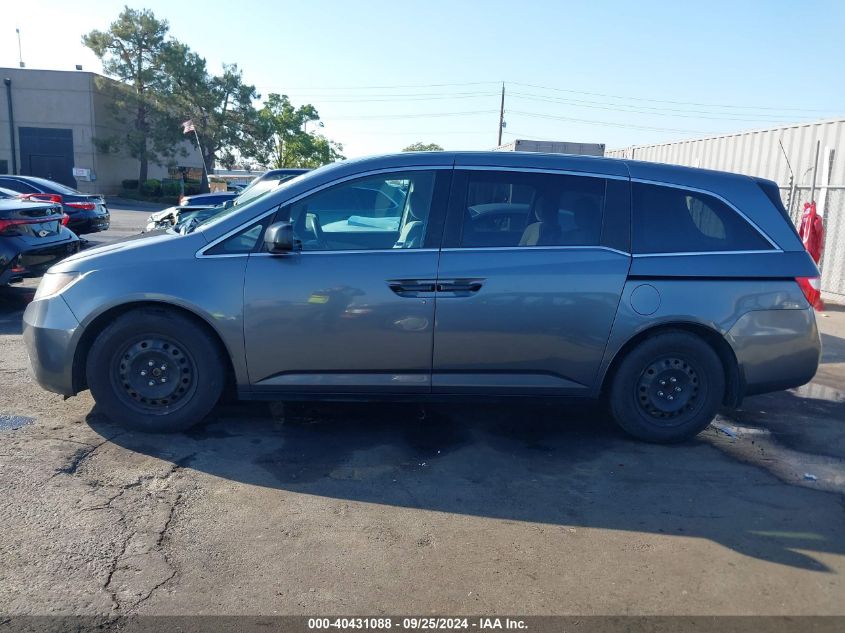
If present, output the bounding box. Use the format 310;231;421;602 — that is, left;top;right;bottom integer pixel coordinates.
23;152;821;442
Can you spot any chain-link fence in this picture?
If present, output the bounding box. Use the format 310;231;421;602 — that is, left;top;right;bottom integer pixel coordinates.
779;185;845;303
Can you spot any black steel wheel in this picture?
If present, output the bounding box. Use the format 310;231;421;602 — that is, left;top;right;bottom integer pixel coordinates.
609;331;725;443
87;307;225;433
636;356;700;423
113;336;198;413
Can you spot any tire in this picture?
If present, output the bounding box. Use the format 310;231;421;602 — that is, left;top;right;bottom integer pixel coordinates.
609;331;725;443
86;307;225;433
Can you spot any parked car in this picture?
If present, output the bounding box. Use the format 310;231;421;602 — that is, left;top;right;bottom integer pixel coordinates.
177;191;237;208
1;195;80;286
0;175;110;235
149;169;311;232
23;152;821;442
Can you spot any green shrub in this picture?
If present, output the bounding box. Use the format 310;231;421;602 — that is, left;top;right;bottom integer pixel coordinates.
140;179;162;197
184;183;201;196
162;181;181;197
121;179;139;190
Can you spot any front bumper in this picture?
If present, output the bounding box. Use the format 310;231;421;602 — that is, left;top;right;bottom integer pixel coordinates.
22;295;81;396
728;306;821;397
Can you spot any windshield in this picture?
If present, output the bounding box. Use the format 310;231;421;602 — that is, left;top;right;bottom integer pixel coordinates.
234;173;304;206
191;172;309;234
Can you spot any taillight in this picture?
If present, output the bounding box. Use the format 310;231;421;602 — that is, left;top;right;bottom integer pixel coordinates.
65;201;96;211
0;218;29;233
796;277;824;311
21;193;63;204
61;214;70;226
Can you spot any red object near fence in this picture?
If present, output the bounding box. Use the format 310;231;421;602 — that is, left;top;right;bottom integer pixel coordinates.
797;201;825;310
799;201;824;263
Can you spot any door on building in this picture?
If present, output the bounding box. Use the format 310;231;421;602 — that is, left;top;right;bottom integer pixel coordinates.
18;127;76;188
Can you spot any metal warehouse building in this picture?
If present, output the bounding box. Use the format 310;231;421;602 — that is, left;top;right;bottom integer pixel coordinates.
0;67;202;195
609;118;845;301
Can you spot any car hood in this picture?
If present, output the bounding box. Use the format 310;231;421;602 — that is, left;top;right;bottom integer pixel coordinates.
185;193;234;203
50;230;205;274
147;207;178;222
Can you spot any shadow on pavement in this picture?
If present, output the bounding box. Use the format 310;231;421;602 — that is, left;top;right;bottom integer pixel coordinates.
820;332;845;364
88;398;845;574
0;285;36;335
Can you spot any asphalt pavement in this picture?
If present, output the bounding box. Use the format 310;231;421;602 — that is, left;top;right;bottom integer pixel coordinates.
0;207;843;617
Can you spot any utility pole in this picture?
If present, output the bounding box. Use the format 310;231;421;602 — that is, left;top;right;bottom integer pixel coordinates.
4;78;17;174
497;82;505;147
16;28;24;68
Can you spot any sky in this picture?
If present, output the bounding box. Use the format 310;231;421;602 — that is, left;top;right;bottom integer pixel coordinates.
3;0;845;158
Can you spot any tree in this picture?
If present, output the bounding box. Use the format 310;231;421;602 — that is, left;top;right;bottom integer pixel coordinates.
251;94;344;169
163;46;261;192
402;142;444;152
83;7;185;183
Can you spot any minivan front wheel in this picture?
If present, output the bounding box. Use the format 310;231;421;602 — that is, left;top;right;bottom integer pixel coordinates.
609;331;725;443
86;308;225;433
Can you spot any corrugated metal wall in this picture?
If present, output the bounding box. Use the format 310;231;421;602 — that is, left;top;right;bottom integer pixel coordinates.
608;118;845;301
607;118;845;184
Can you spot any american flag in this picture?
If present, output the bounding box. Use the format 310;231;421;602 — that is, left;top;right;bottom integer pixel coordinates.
181;119;196;134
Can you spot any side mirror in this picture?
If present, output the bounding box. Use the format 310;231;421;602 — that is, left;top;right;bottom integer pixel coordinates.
264;221;298;254
222;200;234;210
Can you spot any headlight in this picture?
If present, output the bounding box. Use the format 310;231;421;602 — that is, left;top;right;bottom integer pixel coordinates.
33;272;83;301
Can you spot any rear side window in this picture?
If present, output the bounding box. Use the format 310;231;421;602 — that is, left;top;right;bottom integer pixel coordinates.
459;171;606;248
0;178;38;194
754;177;800;239
632;183;771;254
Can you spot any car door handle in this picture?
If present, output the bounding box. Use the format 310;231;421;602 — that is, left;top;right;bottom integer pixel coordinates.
387;280;437;296
436;279;484;294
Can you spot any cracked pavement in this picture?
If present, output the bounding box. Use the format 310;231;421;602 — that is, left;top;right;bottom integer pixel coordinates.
1;209;844;616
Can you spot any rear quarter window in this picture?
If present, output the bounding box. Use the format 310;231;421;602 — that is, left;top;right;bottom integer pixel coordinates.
0;178;38;194
632;183;772;254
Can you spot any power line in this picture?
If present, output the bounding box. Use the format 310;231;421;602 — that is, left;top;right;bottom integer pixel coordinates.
286;92;499;104
507;80;836;114
349;130;492;136
256;80;500;91
507;91;814;123
256;79;838;115
330;109;498;121
507;110;706;134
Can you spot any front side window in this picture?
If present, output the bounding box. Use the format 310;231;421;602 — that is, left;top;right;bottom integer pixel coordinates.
204;217;273;255
284;171;438;251
632;183;772;254
458;171;606;248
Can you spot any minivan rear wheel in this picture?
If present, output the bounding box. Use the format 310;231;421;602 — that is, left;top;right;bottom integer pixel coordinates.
609;331;725;443
86;308;225;433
